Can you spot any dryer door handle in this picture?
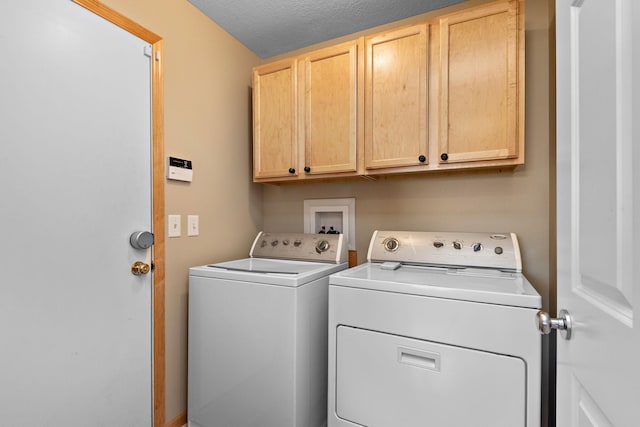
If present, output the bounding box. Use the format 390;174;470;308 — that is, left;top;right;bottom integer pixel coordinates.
397;347;440;371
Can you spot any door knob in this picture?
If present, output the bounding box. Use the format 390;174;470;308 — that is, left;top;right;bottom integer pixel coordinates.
536;309;572;340
131;261;151;276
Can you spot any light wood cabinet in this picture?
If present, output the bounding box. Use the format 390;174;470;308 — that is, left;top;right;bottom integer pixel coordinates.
300;39;362;176
252;41;362;182
364;24;429;171
438;0;523;166
252;0;524;182
252;59;298;179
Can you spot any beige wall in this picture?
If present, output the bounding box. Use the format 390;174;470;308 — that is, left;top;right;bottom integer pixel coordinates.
98;0;263;422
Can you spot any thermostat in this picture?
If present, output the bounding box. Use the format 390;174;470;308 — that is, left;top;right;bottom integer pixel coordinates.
167;156;193;182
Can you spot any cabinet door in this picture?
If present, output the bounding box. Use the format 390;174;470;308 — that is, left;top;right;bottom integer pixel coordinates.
253;59;298;179
365;24;429;170
300;40;361;175
439;0;521;164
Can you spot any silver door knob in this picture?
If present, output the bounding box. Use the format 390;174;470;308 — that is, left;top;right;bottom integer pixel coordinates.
536;309;572;340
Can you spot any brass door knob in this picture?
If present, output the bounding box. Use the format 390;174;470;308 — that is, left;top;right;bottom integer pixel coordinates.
131;261;151;276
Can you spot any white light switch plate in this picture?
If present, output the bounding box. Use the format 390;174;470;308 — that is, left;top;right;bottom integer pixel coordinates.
187;215;199;236
168;215;181;237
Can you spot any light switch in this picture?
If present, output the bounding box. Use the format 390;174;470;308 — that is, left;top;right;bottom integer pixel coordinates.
188;215;199;236
168;215;181;237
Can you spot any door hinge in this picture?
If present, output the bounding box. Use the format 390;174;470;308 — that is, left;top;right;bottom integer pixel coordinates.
155;51;160;61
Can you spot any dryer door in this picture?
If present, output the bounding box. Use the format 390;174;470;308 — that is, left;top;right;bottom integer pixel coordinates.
336;326;526;427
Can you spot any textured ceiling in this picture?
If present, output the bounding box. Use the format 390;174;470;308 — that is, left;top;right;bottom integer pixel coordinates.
187;0;466;58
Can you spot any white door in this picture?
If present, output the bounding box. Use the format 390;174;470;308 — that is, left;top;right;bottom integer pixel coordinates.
556;0;640;425
0;1;153;425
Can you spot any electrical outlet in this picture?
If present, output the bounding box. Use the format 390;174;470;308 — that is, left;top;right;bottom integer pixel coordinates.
168;215;181;237
188;215;199;236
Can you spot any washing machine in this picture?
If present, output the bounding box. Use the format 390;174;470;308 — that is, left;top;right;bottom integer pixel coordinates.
188;231;348;427
328;230;541;427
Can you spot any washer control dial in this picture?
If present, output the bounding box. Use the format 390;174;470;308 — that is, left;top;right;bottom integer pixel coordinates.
383;237;400;252
433;241;444;249
453;241;463;250
315;240;330;253
472;243;483;252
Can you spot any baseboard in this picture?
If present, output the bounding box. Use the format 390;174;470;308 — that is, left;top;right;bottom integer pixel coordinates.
163;411;187;427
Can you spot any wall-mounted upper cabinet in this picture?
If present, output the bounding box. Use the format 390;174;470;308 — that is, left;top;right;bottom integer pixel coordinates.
252;40;363;182
252;0;525;183
252;59;298;179
438;0;523;166
300;39;362;177
364;24;429;172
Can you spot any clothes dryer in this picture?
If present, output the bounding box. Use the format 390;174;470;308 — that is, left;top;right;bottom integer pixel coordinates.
189;232;348;427
328;230;541;427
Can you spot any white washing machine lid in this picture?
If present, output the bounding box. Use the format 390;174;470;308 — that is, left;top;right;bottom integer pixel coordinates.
329;262;541;308
190;258;348;287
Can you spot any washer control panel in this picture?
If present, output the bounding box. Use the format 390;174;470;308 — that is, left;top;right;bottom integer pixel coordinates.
250;231;348;264
367;230;522;272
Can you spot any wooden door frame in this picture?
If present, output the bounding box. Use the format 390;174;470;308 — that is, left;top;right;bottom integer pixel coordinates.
72;1;166;425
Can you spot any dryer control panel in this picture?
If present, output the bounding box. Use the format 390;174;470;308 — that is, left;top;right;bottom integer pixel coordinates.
367;230;521;272
250;231;348;264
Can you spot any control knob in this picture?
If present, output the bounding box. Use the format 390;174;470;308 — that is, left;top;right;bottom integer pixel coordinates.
433;241;444;249
453;241;463;250
472;243;483;252
315;240;330;253
383;237;400;252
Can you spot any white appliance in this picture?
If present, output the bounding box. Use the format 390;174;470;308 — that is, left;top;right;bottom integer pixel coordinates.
188;231;348;427
328;231;541;427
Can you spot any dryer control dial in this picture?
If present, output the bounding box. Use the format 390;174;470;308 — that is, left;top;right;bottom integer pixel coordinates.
383;237;400;252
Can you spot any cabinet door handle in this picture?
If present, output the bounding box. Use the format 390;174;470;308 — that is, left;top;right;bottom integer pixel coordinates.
288;168;296;174
441;153;449;161
304;166;311;173
418;155;426;163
